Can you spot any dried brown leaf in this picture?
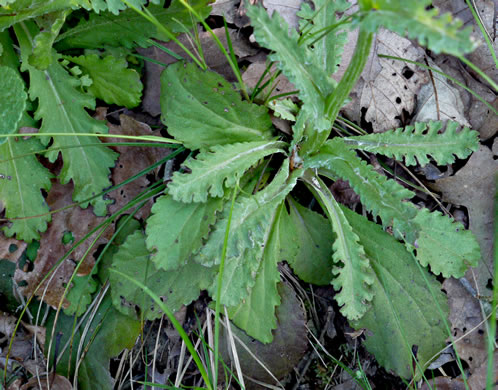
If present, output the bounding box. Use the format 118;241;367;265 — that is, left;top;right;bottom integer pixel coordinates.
433;145;497;295
343;29;429;131
104;114;171;220
14;182;112;308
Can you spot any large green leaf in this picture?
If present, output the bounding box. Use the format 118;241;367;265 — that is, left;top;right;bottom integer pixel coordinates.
0;66;27;141
304;171;374;320
81;0;159;15
15;22;118;215
110;230;216;320
146;194;224;270
343;206;448;379
358;0;478;56
343;121;479;166
412;208;481;278
0;0;77;31
0;137;52;242
168;140;286;203
306;138;419;242
247;3;334;132
226;203;284;343
160;61;273;150
63;54;143;108
198;163;301;307
45;296;140;390
297;0;350;76
280;197;334;285
55;0;211;49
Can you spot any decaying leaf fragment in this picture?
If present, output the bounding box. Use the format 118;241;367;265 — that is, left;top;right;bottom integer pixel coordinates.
343;29;428;131
14;182;112;308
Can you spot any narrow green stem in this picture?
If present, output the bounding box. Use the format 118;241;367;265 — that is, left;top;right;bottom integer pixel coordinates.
301;29;373;155
458;55;498;92
325;29;373;121
214;186;238;386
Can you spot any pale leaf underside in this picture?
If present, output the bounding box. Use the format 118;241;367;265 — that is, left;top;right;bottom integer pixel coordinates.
168;140;286;203
344;121;479;166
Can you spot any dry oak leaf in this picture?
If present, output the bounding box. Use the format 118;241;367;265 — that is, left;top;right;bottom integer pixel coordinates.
14;182;113;308
343;29;429;131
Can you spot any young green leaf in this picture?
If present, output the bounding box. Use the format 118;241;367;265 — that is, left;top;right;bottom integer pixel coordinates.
279;197;335;285
226;203;284;343
55;0;211;49
199;163;301;306
110;229;216;320
0;65;27;142
0;137;53;242
412;208;481;278
160;61;273;150
28;9;69;70
304;172;374;320
306;138;419;242
168;140;287;203
63;54;143;108
343;121;479;166
297;0;351;76
343;205;448;379
358;0;478;56
15;21;118;215
146;193;224;270
247;3;334;132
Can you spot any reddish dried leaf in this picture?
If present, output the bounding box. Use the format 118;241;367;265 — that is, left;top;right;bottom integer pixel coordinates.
14;182;112;308
104;114;172;220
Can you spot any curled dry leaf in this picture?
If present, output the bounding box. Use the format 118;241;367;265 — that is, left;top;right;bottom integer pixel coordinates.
104;113;172;220
14;182;112;308
343;29;429;131
20;374;73;390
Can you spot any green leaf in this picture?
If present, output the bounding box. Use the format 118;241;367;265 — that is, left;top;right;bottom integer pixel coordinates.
0;66;26;142
304;171;374;320
0;138;52;242
55;0;211;49
63;53;143;108
64;272;98;316
146;194;224;270
226;203;284;343
343;121;479;166
307;138;419;242
358;0;478;56
413;208;481;278
168;140;286;203
247;3;334;132
297;0;350;76
161;61;273;150
15;22;118;216
28;9;70;70
343;206;448;379
199;163;301;307
280;197;335;285
110;230;216;320
46;296;140;390
0;0;77;31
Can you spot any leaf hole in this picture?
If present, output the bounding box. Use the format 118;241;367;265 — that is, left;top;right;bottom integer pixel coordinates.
395;97;401;104
402;67;414;80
